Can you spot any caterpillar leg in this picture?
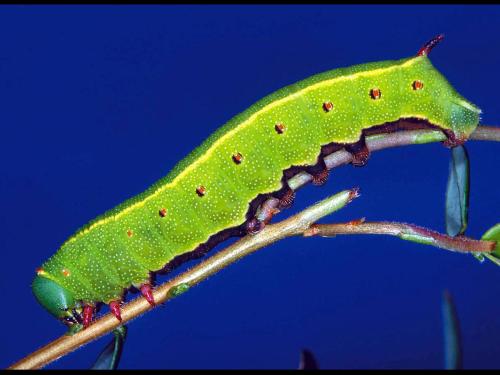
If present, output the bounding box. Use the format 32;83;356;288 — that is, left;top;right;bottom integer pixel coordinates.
345;135;370;167
312;169;329;186
308;160;330;186
246;196;282;234
140;283;155;307
245;217;265;234
82;304;95;328
109;301;122;322
277;188;295;209
442;129;466;148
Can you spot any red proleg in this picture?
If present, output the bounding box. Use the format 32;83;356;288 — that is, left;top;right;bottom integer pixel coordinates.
82;304;94;328
140;283;156;306
109;301;122;322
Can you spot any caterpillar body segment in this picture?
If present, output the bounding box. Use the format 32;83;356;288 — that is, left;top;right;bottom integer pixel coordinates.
32;36;481;327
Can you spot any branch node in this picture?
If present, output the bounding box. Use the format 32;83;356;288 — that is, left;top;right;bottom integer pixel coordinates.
348;187;361;202
303;224;320;237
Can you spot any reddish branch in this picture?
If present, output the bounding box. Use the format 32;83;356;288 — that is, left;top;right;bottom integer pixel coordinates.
8;125;500;370
304;220;496;254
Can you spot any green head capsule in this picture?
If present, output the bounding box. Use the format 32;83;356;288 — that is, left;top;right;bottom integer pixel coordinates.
32;275;78;324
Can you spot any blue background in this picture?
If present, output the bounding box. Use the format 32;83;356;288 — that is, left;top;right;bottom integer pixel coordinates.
0;5;499;370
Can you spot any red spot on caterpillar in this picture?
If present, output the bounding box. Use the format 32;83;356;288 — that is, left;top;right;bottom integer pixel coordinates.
140;283;156;307
232;152;243;164
159;208;167;217
274;123;285;134
127;229;133;237
370;88;381;100
417;34;444;57
82;304;94;328
196;186;206;197
61;269;70;277
412;80;424;90
322;101;334;112
35;267;44;275
109;301;122;322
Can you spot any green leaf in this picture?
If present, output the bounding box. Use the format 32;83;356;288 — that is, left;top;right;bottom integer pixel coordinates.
298;349;319;370
91;325;128;370
169;283;190;298
481;223;500;266
472;252;485;263
442;290;462;370
445;145;470;237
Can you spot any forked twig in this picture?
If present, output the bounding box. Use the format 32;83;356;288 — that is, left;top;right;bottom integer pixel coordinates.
8;126;500;369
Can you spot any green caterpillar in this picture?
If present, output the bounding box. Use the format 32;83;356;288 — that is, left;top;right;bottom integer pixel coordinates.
32;35;481;328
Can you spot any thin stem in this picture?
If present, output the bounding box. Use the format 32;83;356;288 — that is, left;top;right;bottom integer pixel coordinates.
8;125;500;370
471;125;500;142
305;220;496;254
286;125;499;192
9;189;358;370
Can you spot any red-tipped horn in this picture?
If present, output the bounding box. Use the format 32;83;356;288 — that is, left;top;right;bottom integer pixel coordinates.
417;34;445;56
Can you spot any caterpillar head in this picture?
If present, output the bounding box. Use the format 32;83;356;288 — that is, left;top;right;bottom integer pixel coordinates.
32;275;81;326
